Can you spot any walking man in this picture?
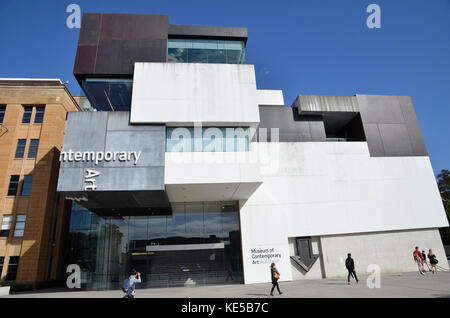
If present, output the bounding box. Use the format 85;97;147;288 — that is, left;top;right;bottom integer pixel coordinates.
345;253;359;285
413;246;425;275
123;269;141;298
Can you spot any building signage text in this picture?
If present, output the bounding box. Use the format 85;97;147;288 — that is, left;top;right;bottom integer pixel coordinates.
251;248;282;265
60;150;142;165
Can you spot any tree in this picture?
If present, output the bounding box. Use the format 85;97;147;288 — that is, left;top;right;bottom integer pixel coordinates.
437;169;450;245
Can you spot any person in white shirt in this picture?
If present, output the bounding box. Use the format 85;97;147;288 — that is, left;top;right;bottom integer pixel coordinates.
124;269;141;298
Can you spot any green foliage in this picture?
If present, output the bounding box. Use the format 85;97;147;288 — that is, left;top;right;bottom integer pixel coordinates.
437;169;450;245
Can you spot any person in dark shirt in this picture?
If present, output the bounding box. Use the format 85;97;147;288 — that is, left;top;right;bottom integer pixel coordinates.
427;249;438;274
422;250;431;271
269;263;283;296
345;253;359;285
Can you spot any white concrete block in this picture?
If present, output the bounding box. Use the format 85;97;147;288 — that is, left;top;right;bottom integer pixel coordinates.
131;63;260;127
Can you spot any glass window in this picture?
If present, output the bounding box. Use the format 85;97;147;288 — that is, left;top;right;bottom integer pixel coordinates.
22;106;32;123
5;256;19;281
28;139;39;158
7;175;19;196
13;215;26;237
0;257;4;276
1;215;12;237
168;39;246;64
82;79;133;112
166;127;250;152
15;139;26;158
34;107;45;123
187;48;208;63
67;201;243;290
21;175;33;196
207;49;227;64
167;48;188;63
0;105;5;124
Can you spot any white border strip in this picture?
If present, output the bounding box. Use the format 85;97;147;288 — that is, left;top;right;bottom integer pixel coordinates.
146;243;225;252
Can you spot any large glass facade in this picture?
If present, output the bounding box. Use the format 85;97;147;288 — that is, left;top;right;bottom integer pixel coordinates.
67;201;243;290
168;39;246;64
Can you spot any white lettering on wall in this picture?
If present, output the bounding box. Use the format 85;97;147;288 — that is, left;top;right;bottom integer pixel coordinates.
60;150;142;165
84;169;100;191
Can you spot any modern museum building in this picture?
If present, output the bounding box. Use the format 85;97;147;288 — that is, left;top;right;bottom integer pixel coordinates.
2;13;448;290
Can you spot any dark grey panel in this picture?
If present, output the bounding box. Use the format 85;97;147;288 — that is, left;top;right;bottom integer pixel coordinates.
73;45;97;75
257;106;326;142
95;38;167;74
397;96;428;156
357;95;404;124
100;14;168;40
57;111;169;213
378;124;413;156
361;124;385;156
357;94;428;157
310;121;328;141
74;13;169;82
293;95;359;113
168;24;248;43
78;13;102;45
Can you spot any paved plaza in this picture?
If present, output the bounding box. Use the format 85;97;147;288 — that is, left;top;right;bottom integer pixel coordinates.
3;270;450;298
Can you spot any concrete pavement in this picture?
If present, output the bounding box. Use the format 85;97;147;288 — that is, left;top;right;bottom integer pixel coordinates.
3;271;450;298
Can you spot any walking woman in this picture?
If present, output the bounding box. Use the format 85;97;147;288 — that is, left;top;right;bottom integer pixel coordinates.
270;263;283;296
427;249;438;274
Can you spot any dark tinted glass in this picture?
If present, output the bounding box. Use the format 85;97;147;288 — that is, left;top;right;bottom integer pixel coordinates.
7;175;19;196
82;79;133;111
167;48;187;62
168;39;246;64
0;256;4;276
28;139;39;158
207;49;227;63
15;139;26;158
187;48;207;63
0;106;5;124
22;107;32;123
5;256;19;281
34;107;45;123
21;175;33;196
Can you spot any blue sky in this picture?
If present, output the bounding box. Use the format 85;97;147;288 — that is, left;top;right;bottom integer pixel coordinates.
0;0;449;175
